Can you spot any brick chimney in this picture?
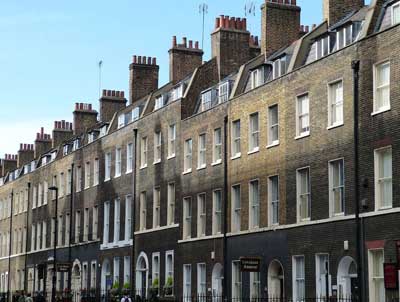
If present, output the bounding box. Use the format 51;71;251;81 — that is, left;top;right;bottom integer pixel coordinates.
17;144;34;168
2;154;18;176
211;16;257;79
129;56;159;104
261;0;301;57
52;120;73;148
73;103;98;135
169;36;204;84
34;127;52;158
323;0;364;26
99;89;127;122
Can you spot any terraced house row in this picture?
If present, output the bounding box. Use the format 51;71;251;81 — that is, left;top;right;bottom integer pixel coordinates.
1;0;400;301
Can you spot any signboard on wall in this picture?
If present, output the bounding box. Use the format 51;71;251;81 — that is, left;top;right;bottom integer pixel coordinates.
57;263;71;272
240;257;261;272
384;263;398;289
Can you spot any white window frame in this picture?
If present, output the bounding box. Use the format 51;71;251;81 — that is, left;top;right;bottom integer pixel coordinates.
197;193;206;237
373;60;391;114
153;187;161;228
154;131;162;164
197;263;206;298
327;80;344;128
231;120;241;158
140;137;148;169
84;162;90;189
315;253;331;299
165;250;174;296
267;104;279;147
292;255;305;302
212;128;222;165
212;189;222;235
183;264;192;301
183;197;192;239
167;183;175;225
368;248;385;302
268;175;279;226
118;114;125;129
248;113;260;153
184;139;193;173
152;253;160;293
126;143;133;173
250;271;261;300
329;158;345;217
139;192;147;231
93;206;98;240
218;81;230;103
374;146;392;210
393;2;400;26
232;261;242;301
125;196;132;240
297;167;311;222
197;134;206;169
249;179;260;229
296;94;310;138
105;153;111;181
94;158;99;185
231;185;241;233
115;147;122;177
103;202;110;244
168;124;176;159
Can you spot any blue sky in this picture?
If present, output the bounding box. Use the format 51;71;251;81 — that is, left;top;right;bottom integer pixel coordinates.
0;0;370;155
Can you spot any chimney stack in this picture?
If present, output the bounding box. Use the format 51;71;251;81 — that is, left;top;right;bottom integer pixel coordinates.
261;0;301;57
323;0;364;26
52;120;73;148
73;103;98;135
2;154;18;176
129;55;159;104
34;127;52;158
169;36;204;84
18;144;34;168
212;16;258;79
99;90;127;123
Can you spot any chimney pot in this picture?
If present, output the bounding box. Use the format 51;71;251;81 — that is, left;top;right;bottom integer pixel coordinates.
111;90;116;97
102;89;106;96
182;37;187;47
133;55;137;64
195;41;199;49
215;18;220;29
121;91;125;98
147;57;151;65
152;57;157;65
189;40;193;48
138;56;142;64
242;18;247;30
143;56;147;64
172;36;177;47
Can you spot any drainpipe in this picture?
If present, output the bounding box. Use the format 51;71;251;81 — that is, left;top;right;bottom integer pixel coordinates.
7;190;14;301
222;116;228;301
68;163;75;294
24;182;31;292
352;60;364;302
131;129;138;297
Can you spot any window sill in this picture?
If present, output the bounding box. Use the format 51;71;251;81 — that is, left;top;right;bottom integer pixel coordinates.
267;141;279;149
167;154;176;160
327;123;344;130
377;205;392;211
247;148;259;155
197;165;206;171
153;160;161;165
299;218;311;223
231;154;241;160
371;107;391;116
211;160;222;166
114;174;121;179
139;165;147;170
104;178;111;182
295;133;310;140
182;170;192;175
125;170;132;175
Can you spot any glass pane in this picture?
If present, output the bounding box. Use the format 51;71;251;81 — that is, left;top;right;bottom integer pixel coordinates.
394;5;400;25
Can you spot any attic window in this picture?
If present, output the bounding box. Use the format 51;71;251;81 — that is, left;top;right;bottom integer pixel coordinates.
30;161;36;172
42;156;48;166
118;114;125;129
132;107;140;122
88;132;95;143
154;95;165;111
335;22;362;51
100;125;108;137
201;89;218;112
172;85;183;101
63;145;69;156
272;56;287;79
24;164;30;174
72;139;80;151
51;151;57;161
218;81;230;103
393;2;400;25
250;67;265;89
315;36;331;60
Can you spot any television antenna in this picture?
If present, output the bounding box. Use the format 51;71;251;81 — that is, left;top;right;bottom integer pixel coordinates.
199;3;208;49
98;60;103;99
245;1;256;32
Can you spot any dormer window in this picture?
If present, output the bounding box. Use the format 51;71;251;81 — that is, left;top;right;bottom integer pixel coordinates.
393;2;400;25
201;89;218;112
88;132;96;143
73;139;80;151
42;156;47;166
335;22;362;51
100;125;108;137
315;36;331;60
172;85;183;101
154;95;165;111
30;161;36;172
250;67;265;89
118;114;125;129
218;81;230;103
272;56;287;79
132;107;140;122
51;151;57;161
24;164;30;174
63;145;69;156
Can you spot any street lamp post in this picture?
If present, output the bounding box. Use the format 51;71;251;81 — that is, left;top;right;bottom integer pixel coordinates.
49;186;59;302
